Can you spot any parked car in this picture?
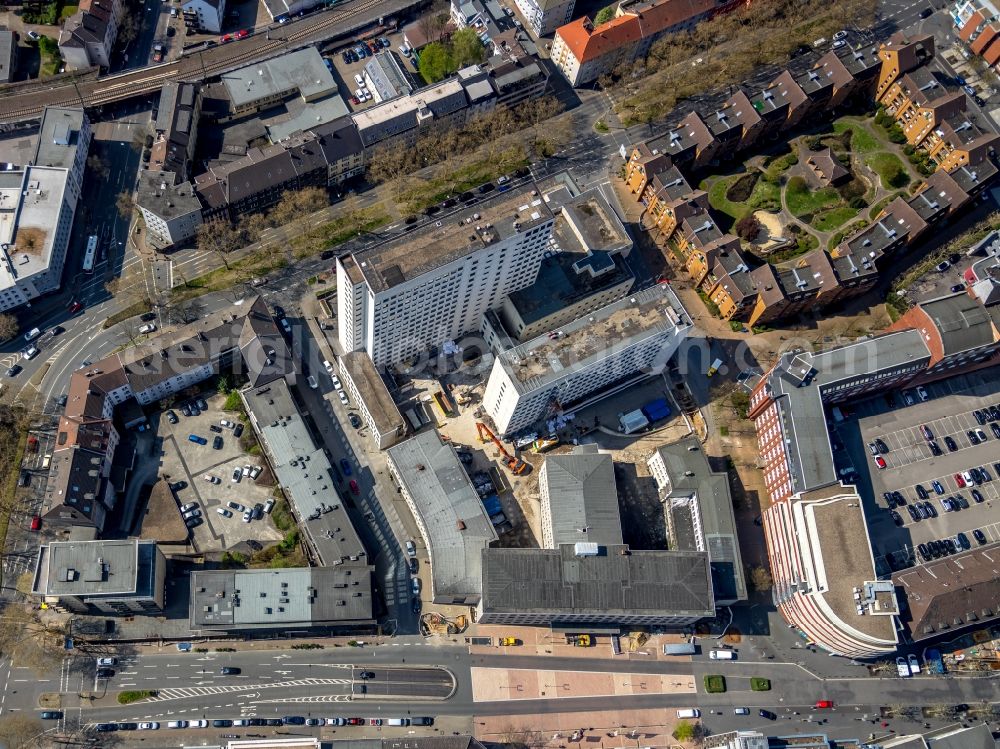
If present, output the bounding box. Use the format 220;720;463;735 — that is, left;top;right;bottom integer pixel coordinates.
212;435;223;450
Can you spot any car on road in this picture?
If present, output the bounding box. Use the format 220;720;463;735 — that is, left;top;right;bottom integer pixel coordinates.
5;365;22;377
307;374;318;389
40;711;63;719
96;668;115;678
920;7;933;16
138;722;159;730
220;666;241;675
349;479;360;495
359;671;375;679
815;700;833;709
758;709;777;720
339;459;352;476
68;300;83;314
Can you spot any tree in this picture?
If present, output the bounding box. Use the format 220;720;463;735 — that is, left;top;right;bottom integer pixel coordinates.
735;213;762;242
104;278;121;296
416;12;449;45
268;187;328;228
451;27;486;68
0;715;43;749
418;42;453;83
196;219;243;270
672;721;695;741
749;565;773;592
116;190;135;219
594;2;618;24
0;313;17;343
0;604;68;675
498;725;543;749
87;153;110;179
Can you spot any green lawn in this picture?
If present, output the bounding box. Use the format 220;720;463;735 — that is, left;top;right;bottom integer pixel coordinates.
834;120;880;153
785;177;839;217
705;175;748;219
812;205;858;232
865;152;910;189
60;3;79;19
704;173;781;220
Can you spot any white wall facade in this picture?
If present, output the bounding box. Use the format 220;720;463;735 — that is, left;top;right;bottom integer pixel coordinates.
342;218;554;367
182;0;224;33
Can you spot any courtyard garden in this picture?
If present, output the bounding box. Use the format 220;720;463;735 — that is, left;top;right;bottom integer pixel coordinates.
700;111;923;262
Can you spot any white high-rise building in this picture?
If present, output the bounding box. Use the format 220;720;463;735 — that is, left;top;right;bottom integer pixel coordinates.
336;184;555;368
482;283;692;436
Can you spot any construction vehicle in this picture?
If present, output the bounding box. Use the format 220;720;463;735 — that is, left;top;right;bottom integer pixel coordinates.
500;637;519;646
476;423;529;475
567;634;591;647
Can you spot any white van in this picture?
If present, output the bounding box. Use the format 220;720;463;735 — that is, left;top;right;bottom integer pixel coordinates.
386;719;409;726
676;709;700;719
166;720;188;728
709;649;736;660
24;327;41;342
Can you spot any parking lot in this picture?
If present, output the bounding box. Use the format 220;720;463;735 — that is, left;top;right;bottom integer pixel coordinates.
834;366;1000;573
324;29;415;112
155;392;282;552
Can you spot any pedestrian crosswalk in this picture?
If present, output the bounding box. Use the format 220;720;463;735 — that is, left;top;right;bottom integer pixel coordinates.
148;678;350;702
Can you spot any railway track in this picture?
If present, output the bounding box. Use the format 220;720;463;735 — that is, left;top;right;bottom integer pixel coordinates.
0;0;389;121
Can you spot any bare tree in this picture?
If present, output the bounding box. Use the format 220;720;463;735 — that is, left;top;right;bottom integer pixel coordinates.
87;153;110;179
196;219;243;270
0;603;68;675
0;313;18;342
116;190;135;219
416;12;449;45
749;565;773;592
0;715;43;749
498;724;544;749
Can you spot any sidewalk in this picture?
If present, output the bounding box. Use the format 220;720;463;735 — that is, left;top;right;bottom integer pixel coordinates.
476;707;693;749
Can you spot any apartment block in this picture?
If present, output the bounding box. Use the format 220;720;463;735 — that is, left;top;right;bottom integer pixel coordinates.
0;30;17;84
648;437;747;606
482;283;691;436
41;297;287;528
33;539;167;615
336;184;554;367
551;0;735;86
513;0;576;37
58;0;122;70
337;352;406;449
182;0;225;33
150;82;201;181
953;0;1000;69
136;171;204;248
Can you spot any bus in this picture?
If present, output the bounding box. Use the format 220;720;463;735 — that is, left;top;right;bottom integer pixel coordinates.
82;235;98;274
